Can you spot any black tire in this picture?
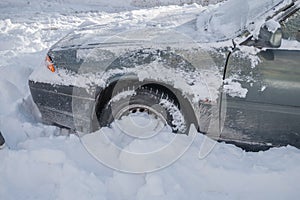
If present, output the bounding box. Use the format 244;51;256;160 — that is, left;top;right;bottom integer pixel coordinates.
98;86;190;134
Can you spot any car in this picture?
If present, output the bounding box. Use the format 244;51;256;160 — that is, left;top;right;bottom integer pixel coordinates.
29;0;300;151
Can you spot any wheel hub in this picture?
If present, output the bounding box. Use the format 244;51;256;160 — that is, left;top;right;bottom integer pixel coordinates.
114;104;168;138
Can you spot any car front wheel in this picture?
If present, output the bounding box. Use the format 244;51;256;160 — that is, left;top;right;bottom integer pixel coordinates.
98;86;190;135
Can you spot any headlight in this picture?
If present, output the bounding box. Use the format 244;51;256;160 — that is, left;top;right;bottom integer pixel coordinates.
45;55;56;72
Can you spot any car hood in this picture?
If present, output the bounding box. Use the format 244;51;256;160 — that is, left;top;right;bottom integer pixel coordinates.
51;5;204;51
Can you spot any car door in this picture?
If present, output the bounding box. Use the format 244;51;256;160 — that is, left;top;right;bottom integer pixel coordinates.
255;8;300;147
221;7;300;149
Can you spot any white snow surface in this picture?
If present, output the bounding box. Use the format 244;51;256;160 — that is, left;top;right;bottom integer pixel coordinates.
223;79;248;98
1;0;300;200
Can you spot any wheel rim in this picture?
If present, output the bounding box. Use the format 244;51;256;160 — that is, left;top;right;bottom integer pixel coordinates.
114;104;168;138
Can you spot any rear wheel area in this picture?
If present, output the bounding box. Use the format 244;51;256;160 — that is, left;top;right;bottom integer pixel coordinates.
97;86;193;135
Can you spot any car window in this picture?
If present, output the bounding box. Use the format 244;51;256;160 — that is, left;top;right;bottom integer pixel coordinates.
280;9;300;41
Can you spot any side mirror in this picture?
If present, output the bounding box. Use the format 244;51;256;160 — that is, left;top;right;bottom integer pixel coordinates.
241;21;282;48
257;23;282;48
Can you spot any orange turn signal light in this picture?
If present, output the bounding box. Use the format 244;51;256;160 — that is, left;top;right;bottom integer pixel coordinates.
46;55;55;72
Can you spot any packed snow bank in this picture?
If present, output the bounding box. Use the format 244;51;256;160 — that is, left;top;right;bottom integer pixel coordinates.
131;0;223;7
1;130;300;200
0;0;133;14
0;0;221;15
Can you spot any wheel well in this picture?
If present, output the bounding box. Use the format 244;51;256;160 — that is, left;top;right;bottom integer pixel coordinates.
96;81;179;113
95;81;117;120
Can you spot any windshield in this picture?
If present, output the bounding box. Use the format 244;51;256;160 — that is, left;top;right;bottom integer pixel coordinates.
196;0;293;42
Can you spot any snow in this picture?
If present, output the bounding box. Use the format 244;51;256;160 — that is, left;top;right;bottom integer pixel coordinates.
265;19;281;33
160;98;187;132
110;90;137;103
1;132;300;199
223;79;248;98
1;0;300;199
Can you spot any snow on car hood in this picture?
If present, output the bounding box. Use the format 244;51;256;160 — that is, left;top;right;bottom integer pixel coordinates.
50;4;206;50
